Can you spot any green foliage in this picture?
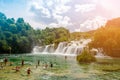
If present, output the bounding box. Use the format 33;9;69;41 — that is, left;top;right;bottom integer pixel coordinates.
70;30;95;40
35;27;70;47
0;12;70;53
0;12;35;53
76;49;96;63
89;18;120;57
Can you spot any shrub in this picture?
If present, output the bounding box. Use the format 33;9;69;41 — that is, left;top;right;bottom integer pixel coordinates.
76;49;96;63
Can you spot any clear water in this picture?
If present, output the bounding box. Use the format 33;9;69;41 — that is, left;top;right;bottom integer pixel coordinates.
0;54;120;80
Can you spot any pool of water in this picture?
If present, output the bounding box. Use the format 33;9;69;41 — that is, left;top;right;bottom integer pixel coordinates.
0;54;120;80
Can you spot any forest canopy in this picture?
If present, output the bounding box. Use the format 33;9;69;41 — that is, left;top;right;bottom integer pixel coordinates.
0;12;70;53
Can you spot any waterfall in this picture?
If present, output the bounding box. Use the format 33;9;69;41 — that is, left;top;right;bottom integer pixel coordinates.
74;47;83;54
49;44;55;53
62;47;67;53
32;46;44;53
55;42;67;53
43;44;55;53
32;39;91;55
43;45;50;52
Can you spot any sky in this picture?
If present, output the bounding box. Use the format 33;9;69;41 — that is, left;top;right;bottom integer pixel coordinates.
0;0;120;32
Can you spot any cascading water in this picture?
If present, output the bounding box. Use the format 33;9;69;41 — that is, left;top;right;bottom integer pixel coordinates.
62;47;67;53
32;46;45;53
32;39;91;55
43;45;49;52
43;44;55;53
55;42;68;53
63;41;84;54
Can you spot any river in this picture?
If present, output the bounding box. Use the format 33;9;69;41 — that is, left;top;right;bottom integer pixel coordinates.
0;54;120;80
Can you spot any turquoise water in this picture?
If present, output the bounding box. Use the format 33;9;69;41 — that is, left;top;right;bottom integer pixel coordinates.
0;54;120;80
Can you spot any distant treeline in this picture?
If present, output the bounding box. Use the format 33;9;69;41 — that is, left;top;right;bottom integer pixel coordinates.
0;12;70;53
70;30;95;40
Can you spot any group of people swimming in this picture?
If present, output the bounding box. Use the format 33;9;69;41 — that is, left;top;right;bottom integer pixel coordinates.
0;57;54;76
0;55;69;76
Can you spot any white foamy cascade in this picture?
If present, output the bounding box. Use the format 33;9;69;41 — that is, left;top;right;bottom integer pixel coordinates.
43;45;49;52
32;39;91;55
43;44;54;53
55;42;68;53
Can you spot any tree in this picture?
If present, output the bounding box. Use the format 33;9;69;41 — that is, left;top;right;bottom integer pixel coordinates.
76;48;96;63
90;18;120;57
0;12;70;54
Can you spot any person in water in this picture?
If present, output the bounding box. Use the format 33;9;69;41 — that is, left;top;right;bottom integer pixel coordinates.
50;63;53;68
43;63;48;69
21;59;24;66
4;57;8;66
12;66;20;72
38;60;40;66
27;68;32;75
65;56;67;60
0;63;4;69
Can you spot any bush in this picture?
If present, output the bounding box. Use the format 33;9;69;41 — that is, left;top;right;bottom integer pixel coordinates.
76;49;96;63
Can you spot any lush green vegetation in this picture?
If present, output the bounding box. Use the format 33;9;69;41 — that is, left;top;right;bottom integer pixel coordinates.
76;49;96;63
0;12;70;53
89;18;120;57
35;27;70;49
70;30;95;40
0;12;35;53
